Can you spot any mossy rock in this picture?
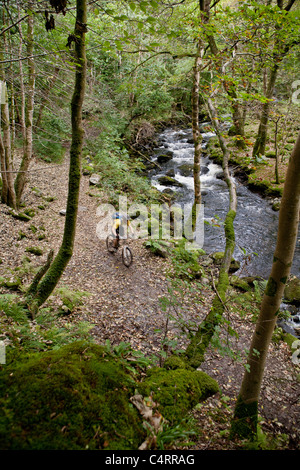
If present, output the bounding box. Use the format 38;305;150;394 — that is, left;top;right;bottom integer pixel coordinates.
284;277;300;306
230;275;252;292
0;277;21;290
0;342;145;450
266;151;276;158
212;252;240;273
163;355;191;371
138;366;218;424
157;153;173;164
178;163;194;177
25;247;43;256
158;176;183;187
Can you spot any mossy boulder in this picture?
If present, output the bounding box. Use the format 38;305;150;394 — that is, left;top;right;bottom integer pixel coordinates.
284;277;300;306
212;252;240;273
157;153;173;164
137;365;218;424
0;342;145;450
230;275;252;292
158;176;183;187
178;163;194;177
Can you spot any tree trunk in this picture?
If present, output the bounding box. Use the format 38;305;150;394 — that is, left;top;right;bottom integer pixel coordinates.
185;95;237;368
252;0;295;158
191;39;203;219
0;88;17;210
207;35;245;147
17;1;27;141
25;0;87;316
14;5;35;206
231;131;300;440
252;64;278;158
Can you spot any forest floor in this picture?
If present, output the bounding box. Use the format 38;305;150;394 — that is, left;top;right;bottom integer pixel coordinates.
0;149;299;451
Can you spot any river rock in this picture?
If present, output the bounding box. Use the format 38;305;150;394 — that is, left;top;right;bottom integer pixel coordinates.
166;169;175;177
158;176;183;187
272;198;281;211
157;153;173;164
178;163;193;176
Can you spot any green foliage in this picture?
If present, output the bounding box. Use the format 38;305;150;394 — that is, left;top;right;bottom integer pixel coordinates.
87;143;160;205
170;240;205;281
0;294;93;353
155;419;197;450
0;294;28;324
54;286;91;313
34;112;68;163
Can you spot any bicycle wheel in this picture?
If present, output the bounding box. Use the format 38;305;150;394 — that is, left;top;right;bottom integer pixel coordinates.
122;245;133;267
106;235;116;253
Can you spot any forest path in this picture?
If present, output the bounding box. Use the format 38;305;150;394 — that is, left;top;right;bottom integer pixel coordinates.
25;155;209;354
0;155;299;442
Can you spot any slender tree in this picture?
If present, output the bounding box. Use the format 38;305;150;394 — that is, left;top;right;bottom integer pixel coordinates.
191;39;203;216
231;130;300;440
185;89;237;368
252;0;297;157
25;0;87;316
14;3;35;205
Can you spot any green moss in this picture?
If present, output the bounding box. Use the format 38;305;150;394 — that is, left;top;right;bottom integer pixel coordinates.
230;275;251;292
230;394;258;440
0;342;145;450
138;367;218;424
284;277;300;304
163;355;191;371
25;247;43;256
265;277;277;297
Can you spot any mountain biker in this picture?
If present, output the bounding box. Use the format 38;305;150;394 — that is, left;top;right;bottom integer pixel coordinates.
111;212;134;249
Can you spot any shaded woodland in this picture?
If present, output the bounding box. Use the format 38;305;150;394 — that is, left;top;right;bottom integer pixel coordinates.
0;0;299;452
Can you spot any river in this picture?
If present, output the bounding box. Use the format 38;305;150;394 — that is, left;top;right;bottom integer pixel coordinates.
149;125;300;336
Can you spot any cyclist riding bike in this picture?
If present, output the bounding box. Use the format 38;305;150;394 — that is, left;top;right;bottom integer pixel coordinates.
111;212;134;249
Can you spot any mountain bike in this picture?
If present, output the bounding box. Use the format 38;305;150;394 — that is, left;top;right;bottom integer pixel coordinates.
106;234;133;267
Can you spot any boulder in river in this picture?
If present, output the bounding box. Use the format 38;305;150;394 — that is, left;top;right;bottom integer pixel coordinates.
157;153;173;164
166;168;175;177
178;163;194;177
158;176;183;187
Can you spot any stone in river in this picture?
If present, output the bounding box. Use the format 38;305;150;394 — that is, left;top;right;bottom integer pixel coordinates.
158;176;183;187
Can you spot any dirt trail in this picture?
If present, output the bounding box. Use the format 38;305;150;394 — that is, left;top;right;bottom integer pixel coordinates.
31;156;179;353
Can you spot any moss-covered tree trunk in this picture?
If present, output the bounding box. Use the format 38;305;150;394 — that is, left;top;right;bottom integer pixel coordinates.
191;40;202;216
185;95;237;368
231;131;300;440
26;0;87;315
0;18;17;209
207;35;245;148
252;0;296;157
252;64;278;158
14;6;35;206
0;92;17;210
